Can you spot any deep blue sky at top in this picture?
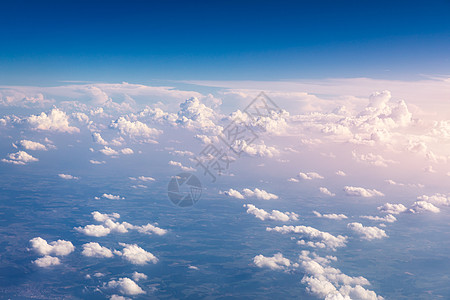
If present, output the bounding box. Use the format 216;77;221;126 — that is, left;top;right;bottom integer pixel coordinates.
0;0;449;85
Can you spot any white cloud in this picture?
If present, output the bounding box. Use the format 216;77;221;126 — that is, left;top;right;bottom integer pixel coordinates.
168;160;195;172
120;148;134;155
298;251;383;300
313;211;347;220
416;193;450;206
134;176;155;182
111;117;161;140
58;174;79;180
409;201;440;214
267;225;347;251
347;223;388;240
336;170;346;176
2;151;38;165
110;295;130;300
115;243;158;265
253;253;293;270
297;172;324;180
99;146;119;156
352;151;396;167
237;140;280;158
377;203;407;215
92;132;108;145
29;237;75;256
360;214;397;223
34;255;61;268
319;187;336;197
343;186;384;197
287;177;300;182
220;189;244;199
243;204;298;222
90;159;106;164
132;272;147;282
28;108;79;133
75;224;111;237
82;242;114;258
106;277;145;295
18;140;47;151
242;188;278;200
133;223;168;236
100;193;124;200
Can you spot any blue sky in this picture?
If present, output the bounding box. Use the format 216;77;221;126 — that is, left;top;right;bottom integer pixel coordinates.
1;0;450;84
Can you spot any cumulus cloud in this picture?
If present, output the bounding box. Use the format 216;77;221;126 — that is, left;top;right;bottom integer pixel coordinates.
82;242;114;258
34;255;61;268
2;151;38;165
120;148;134;155
253;253;294;270
352;151;396;167
409;201;440;214
106;277;145;295
129;176;155;182
360;214;397;223
58;174;79;180
416;193;450;206
132;272;147;282
99;147;119;156
18;140;47;151
114;243;158;265
100;193;124;200
75;224;111;237
92;132;108;145
343;186;384;197
313;211;347;220
336;170;346;176
298;251;383;300
347;223;388;240
242;188;278;200
267;225;347;251
377;203;407;215
237;140;280;158
29;237;75;256
168;160;195;172
111;117;161;140
219;189;244;199
28;108;79;133
243;204;298;222
297;172;324;180
319;187;336;196
90;159;106;164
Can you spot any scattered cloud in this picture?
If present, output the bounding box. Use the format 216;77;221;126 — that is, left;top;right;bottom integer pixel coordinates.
58;174;79;180
29;237;75;256
253;253;294;270
297;172;324;180
243;204;298;222
34;255;61;268
106;277;145;295
377;203;407;215
344;186;384;197
243;188;279;200
319;187;335;196
114;243;158;265
28;108;79;133
2;151;38;165
409;201;440;214
347;222;388;240
313;211;347;220
168;160;195;172
82;242;114;258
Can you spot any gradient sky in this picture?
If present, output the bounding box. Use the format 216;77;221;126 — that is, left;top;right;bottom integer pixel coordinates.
1;0;450;84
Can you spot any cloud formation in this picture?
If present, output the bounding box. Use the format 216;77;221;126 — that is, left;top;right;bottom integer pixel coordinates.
243;204;299;222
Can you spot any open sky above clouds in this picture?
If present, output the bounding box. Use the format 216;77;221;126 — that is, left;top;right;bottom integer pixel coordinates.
1;1;450;299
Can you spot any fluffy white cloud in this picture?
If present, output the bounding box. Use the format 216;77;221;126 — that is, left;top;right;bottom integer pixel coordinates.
99;146;119;156
313;211;347;220
360;215;397;223
82;242;114;258
133;223;168;236
34;255;61;268
29;237;75;256
18;140;47;151
243;204;298;222
100;193;124;200
242;188;278;200
111;117;161;140
220;189;244;199
90;159;106;164
347;223;388;240
168;160;195;172
120;148;134;155
267;225;347;250
319;187;336;197
336;170;346;176
110;295;130;300
114;243;158;265
237;140;280;158
409;201;440;214
416;193;450;206
352;151;396;167
298;251;383;300
377;203;407;215
2;151;38;165
298;172;324;180
92;132;108;145
132;272;147;282
75;224;111;237
253;253;293;270
106;277;145;295
129;176;155;182
58;174;79;180
28;108;79;133
343;186;384;197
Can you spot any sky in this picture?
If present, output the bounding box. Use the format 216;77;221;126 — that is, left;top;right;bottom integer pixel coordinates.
1;1;450;300
1;0;450;84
